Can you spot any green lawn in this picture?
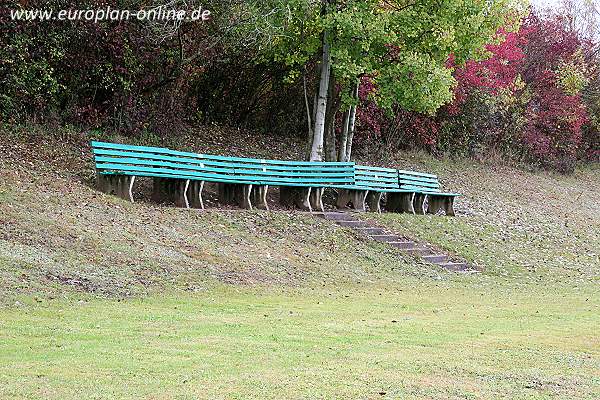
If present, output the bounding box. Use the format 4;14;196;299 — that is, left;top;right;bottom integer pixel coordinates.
1;283;599;399
1;128;599;399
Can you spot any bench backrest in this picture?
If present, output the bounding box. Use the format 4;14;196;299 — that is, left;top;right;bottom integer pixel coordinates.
397;169;441;193
222;158;354;187
354;165;400;191
91;141;354;187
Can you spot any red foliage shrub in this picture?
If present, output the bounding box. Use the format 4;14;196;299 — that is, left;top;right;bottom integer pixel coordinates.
519;15;590;172
354;12;597;172
449;29;527;111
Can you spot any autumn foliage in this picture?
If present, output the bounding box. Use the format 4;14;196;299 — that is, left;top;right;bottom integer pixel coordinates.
354;12;598;172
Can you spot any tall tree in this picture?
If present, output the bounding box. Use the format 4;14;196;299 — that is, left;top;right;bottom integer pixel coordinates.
233;0;525;160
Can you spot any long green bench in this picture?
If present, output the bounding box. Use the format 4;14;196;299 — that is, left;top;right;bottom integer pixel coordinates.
391;170;460;216
91;141;353;212
92;141;460;216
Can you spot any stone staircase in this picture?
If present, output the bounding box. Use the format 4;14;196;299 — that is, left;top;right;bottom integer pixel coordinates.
316;211;478;273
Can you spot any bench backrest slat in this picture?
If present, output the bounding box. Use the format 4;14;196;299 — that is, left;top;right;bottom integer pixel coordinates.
92;141;354;187
92;141;352;167
397;170;441;193
96;163;352;184
94;149;353;173
353;165;400;190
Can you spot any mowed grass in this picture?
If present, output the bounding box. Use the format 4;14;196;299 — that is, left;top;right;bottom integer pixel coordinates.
1;283;599;400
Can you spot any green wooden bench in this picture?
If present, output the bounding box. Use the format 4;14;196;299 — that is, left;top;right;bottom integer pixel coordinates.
389;170;460;216
92;141;460;216
334;165;401;213
91;141;353;212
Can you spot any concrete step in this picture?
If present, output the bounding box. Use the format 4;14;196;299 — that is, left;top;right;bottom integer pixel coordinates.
403;247;432;256
438;262;475;272
389;241;416;250
323;212;356;221
422;254;449;264
355;227;386;235
370;234;402;243
335;220;369;228
317;212;474;273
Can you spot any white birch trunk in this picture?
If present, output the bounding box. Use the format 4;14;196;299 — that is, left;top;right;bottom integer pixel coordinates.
343;81;359;162
344;103;357;162
310;31;331;161
338;110;350;162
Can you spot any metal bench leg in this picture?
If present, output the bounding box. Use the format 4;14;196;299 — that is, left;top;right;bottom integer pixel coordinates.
304;187;313;212
366;192;383;213
113;175;134;202
238;184;253;210
413;193;426;215
221;183;253;210
309;187;324;213
127;176;135;203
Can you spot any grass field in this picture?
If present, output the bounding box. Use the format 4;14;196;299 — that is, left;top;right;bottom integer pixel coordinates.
2;283;599;399
1;126;599;399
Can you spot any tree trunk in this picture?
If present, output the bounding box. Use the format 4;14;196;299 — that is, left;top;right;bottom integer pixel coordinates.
324;72;340;161
345;103;358;161
342;80;359;162
310;30;331;161
339;110;350;162
326;122;337;161
303;70;315;160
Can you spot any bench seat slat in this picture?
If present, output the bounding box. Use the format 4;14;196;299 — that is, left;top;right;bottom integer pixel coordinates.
97;164;353;184
100;170;353;188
